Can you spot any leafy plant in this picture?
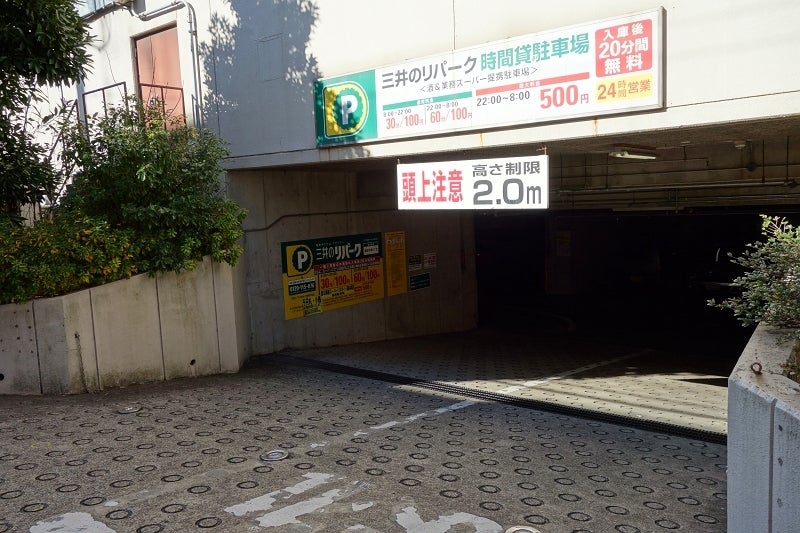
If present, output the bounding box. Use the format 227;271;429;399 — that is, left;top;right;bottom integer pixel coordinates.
0;97;246;304
0;216;138;303
709;215;800;339
0;0;92;224
0;121;55;224
61;98;247;274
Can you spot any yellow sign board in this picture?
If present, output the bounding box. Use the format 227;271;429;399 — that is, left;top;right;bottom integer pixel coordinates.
384;231;407;296
281;233;384;320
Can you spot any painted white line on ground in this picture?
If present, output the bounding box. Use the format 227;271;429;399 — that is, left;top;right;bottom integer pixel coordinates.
224;472;336;516
366;400;476;433
254;488;344;527
30;512;116;533
395;506;502;532
496;350;652;394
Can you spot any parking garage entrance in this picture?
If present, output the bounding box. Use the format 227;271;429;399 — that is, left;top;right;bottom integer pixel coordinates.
473;207;786;359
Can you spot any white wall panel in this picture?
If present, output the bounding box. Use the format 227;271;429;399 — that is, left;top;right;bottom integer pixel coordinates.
71;1;800;163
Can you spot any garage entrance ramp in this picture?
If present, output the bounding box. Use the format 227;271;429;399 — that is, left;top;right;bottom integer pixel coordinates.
275;327;730;443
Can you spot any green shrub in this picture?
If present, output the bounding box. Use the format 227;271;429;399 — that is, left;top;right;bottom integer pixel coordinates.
60;98;246;274
0;216;138;303
709;215;800;339
0;98;247;304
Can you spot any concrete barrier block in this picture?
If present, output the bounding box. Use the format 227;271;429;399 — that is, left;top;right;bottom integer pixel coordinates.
157;258;220;380
727;375;774;531
61;290;100;393
31;297;68;393
728;325;800;532
90;274;163;388
0;302;40;395
212;258;249;372
773;400;800;531
34;290;98;395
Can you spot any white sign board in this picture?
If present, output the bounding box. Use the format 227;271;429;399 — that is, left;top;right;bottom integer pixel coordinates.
397;155;549;210
316;8;664;146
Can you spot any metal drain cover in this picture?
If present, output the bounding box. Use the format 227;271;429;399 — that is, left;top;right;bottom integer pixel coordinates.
116;406;142;414
260;450;289;462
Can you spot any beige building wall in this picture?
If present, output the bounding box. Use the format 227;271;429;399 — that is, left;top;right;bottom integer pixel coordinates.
38;1;799;356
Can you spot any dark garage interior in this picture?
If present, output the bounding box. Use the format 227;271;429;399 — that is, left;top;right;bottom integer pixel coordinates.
473;206;800;361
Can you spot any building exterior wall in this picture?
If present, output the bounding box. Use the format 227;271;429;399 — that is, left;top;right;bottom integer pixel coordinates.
209;0;800;166
60;0;800;353
72;1;800;161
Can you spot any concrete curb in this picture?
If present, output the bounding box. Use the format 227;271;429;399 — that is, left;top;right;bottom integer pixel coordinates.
728;324;800;532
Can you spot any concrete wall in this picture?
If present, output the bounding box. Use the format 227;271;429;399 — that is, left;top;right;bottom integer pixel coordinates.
0;303;40;394
229;168;478;354
728;324;800;532
0;258;249;395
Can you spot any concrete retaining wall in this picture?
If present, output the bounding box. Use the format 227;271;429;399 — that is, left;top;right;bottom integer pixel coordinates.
0;257;250;395
728;324;800;532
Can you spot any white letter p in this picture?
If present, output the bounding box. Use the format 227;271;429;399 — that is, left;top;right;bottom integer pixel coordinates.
339;94;358;126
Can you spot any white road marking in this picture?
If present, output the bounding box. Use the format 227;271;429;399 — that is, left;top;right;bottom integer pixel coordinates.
497;350;651;393
367;400;476;432
395;506;502;532
30;512;116;533
254;488;343;527
224;472;335;516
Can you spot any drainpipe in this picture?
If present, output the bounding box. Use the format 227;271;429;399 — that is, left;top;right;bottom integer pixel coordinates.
130;1;204;127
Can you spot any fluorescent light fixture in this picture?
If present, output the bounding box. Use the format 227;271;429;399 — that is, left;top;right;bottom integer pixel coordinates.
608;149;657;160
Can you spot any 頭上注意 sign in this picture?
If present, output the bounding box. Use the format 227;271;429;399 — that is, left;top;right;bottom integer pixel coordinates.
397;155;548;210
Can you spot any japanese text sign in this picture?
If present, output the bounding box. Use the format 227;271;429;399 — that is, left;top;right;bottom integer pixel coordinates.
315;8;664;146
281;233;384;320
397;155;549;210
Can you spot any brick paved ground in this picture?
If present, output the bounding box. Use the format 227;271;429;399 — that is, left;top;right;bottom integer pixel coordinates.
1;344;727;532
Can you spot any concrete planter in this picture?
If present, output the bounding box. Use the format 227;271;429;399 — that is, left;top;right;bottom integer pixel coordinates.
728;324;800;532
0;257;250;395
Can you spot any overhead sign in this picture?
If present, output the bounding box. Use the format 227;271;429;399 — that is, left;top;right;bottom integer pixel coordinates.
397;155;548;210
281;233;384;319
315;8;664;146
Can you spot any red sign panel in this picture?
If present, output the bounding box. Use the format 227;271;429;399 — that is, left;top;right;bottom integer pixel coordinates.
595;19;653;78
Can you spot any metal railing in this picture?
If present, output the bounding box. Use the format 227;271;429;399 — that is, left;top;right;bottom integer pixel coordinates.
82;81;128;120
139;83;186;126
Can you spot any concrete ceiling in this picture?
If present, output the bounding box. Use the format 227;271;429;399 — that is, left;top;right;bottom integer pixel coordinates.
305;115;800;174
538;116;800;156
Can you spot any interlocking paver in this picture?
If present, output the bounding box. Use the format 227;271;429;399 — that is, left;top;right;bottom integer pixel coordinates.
1;349;726;532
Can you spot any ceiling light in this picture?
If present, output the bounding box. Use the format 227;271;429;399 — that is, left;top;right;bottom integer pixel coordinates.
608;149;657;160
